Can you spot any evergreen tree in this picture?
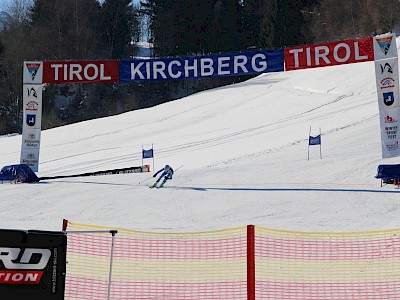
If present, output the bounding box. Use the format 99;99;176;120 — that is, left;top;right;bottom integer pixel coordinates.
143;0;193;56
259;0;277;49
209;0;242;52
144;0;244;56
100;0;136;59
274;0;309;47
309;0;400;43
240;0;260;49
28;0;102;59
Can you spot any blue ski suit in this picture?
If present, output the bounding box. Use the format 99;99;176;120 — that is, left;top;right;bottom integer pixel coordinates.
153;166;174;182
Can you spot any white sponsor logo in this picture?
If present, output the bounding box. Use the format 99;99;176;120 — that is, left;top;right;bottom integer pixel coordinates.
289;42;368;67
0;247;51;270
50;63;111;81
130;54;268;80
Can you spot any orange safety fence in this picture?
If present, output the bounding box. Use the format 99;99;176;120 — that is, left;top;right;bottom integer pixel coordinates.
64;221;248;299
255;227;400;299
64;221;400;299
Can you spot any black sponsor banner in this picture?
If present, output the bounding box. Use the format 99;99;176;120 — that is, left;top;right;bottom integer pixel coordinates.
0;230;67;299
39;165;147;181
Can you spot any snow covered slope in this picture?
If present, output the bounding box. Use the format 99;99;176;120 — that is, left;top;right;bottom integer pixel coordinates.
1;46;400;233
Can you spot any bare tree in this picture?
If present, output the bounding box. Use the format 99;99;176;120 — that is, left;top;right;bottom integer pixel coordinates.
310;0;400;43
1;0;32;28
0;0;34;134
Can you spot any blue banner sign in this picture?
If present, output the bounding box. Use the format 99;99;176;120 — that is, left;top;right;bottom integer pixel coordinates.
119;49;284;82
309;135;321;146
142;149;153;159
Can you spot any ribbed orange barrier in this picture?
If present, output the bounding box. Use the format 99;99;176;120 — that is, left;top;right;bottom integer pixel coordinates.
255;227;400;299
64;221;400;299
65;221;248;299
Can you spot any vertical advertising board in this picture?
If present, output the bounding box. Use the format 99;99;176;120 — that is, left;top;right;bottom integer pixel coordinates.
373;34;400;158
0;230;67;299
21;62;43;172
20;84;42;171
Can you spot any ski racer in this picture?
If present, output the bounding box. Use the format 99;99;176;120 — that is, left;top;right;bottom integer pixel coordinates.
151;165;174;188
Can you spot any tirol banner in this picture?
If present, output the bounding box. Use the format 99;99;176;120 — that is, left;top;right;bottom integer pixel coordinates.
374;33;400;158
119;49;284;82
43;60;119;84
0;230;67;299
21;62;44;172
285;37;374;71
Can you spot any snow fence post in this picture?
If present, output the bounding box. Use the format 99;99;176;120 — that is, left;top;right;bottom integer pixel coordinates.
247;225;255;300
107;230;118;300
62;219;68;231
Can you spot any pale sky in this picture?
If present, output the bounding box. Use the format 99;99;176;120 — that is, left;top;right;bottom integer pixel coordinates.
1;0;141;11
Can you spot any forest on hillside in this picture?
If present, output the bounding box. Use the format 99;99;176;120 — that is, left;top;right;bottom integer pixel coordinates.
1;0;400;135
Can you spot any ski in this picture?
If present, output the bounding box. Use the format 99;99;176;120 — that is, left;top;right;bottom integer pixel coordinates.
156;178;167;188
149;182;158;189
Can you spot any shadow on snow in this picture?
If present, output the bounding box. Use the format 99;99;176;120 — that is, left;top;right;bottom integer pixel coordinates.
168;186;400;194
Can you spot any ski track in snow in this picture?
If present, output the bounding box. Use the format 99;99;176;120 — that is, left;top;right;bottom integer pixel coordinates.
43;92;377;174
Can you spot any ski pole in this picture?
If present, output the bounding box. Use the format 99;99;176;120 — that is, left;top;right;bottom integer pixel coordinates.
139;176;154;185
175;165;183;172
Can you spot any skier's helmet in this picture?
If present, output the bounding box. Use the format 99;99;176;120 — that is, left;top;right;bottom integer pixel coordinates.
164;165;170;171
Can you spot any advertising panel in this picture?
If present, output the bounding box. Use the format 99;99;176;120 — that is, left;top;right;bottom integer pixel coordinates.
375;58;400;109
21;63;43;172
373;33;400;158
20;142;41;172
379;107;400;157
23;61;43;84
0;230;67;299
20;84;42;172
119;49;284;82
373;34;398;60
43;60;119;84
22;84;42;130
285;37;374;71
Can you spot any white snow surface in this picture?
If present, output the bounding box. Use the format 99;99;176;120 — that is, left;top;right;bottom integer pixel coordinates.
2;46;400;233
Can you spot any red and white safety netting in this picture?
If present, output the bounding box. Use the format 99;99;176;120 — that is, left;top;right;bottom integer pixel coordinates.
65;222;248;299
64;221;400;299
